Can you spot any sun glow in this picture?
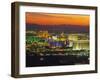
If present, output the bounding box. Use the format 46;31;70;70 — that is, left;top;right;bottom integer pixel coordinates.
26;12;90;26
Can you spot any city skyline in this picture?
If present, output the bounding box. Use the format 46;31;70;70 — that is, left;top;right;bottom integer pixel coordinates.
26;12;90;67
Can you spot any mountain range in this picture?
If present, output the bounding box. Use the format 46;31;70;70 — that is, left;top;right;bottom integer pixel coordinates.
26;24;89;33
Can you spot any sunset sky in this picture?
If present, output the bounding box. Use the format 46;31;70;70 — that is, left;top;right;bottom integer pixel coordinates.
26;12;90;26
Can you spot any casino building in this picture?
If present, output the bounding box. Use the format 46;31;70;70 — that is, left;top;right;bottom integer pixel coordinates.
68;34;89;50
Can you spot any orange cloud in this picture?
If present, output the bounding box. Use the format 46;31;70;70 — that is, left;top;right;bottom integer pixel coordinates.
26;12;90;26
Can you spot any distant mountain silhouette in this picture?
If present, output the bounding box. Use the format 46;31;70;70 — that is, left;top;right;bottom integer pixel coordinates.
26;24;89;33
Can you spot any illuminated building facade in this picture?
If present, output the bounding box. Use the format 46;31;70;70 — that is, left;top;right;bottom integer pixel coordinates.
68;34;89;50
